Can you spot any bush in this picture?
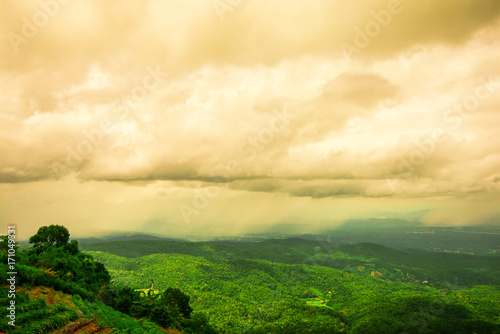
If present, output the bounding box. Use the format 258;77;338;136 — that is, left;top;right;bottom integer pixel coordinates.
150;304;176;328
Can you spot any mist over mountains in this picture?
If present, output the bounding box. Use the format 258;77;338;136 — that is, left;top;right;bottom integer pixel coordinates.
74;219;499;256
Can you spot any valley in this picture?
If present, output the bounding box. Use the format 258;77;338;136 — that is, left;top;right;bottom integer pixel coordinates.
82;236;500;333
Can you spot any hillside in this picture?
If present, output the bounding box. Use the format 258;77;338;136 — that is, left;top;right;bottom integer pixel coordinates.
2;226;499;333
1;285;167;334
80;238;500;288
86;242;500;333
1;225;217;333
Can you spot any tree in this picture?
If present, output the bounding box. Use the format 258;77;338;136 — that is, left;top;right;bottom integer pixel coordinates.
29;225;70;253
97;284;118;306
64;240;80;255
114;286;139;314
183;312;218;334
161;287;193;318
150;304;175;328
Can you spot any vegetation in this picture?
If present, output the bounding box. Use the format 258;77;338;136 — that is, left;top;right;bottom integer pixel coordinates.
1;225;499;333
87;241;500;333
0;225;216;333
0;289;79;334
81;238;500;288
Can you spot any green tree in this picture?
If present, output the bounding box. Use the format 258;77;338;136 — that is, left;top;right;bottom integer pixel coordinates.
183;312;218;334
29;225;70;253
64;240;80;255
161;287;193;318
114;286;139;314
150;304;175;328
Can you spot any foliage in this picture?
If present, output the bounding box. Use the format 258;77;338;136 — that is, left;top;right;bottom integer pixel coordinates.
72;294;167;333
29;224;70;253
0;291;78;334
2;225;499;333
161;287;193;319
94;283;213;331
88;241;500;333
81;238;500;288
1;226;216;333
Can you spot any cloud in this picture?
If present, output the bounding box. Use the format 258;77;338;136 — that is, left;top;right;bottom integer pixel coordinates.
4;0;500;74
322;73;398;108
1;0;500;233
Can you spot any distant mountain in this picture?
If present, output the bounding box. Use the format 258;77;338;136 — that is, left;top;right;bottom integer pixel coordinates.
335;218;423;230
77;221;500;256
285;222;500;255
74;236;104;244
81;238;500;288
76;233;186;244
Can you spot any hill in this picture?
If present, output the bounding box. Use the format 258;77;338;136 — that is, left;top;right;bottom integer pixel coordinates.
88;249;500;333
3;225;499;333
1;225;216;333
80;238;500;288
245;220;500;255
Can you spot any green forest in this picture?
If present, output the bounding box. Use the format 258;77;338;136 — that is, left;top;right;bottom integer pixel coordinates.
1;225;216;334
2;225;500;333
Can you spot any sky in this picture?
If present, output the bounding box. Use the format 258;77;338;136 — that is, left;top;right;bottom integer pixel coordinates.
1;0;500;239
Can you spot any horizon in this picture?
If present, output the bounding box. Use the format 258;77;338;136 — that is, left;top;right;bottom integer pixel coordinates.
14;218;500;242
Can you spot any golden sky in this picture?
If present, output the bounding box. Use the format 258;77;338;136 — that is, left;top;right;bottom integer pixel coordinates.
1;0;500;238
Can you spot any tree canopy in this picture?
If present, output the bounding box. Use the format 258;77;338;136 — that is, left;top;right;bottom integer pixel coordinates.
29;224;70;252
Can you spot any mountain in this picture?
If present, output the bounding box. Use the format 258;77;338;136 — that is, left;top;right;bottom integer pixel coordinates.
85;239;500;333
3;226;499;333
80;238;500;288
76;233;186;244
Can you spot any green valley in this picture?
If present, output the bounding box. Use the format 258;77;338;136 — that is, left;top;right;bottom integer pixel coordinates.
83;238;500;333
2;225;499;333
